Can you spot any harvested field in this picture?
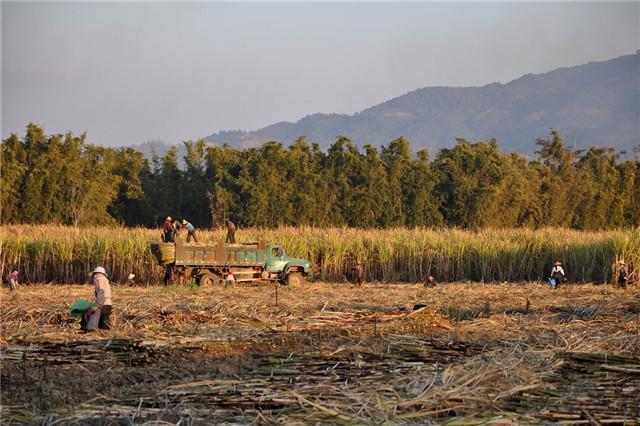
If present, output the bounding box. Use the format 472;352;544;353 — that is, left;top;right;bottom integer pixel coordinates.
1;282;639;424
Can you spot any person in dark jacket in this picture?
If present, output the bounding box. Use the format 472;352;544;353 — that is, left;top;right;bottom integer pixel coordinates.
225;219;236;243
163;264;174;285
618;261;628;288
182;219;198;243
352;260;364;286
161;216;173;242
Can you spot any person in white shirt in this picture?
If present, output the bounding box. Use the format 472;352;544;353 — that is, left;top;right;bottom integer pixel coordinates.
549;261;566;288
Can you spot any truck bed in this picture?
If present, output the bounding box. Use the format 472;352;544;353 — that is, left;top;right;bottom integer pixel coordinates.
152;240;269;267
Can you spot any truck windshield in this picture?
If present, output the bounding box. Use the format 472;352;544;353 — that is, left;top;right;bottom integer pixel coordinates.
271;247;284;257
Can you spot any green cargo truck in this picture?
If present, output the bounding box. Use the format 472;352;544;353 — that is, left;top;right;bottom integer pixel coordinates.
151;240;311;286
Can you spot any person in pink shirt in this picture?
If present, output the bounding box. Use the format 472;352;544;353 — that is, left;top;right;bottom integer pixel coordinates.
91;266;112;329
9;270;19;291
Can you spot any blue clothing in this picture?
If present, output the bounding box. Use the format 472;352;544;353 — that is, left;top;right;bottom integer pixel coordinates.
185;222;195;232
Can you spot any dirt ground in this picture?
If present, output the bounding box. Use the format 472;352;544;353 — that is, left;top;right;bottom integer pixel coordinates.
1;281;639;425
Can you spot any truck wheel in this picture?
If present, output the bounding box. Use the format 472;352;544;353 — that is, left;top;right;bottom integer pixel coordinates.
198;272;220;286
285;272;304;286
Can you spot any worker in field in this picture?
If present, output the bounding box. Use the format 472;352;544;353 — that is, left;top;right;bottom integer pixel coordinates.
424;275;436;288
618;261;628;288
549;260;566;289
182;219;198;242
161;216;173;242
89;266;112;330
163;264;174;285
225;219;236;243
8;270;19;291
352;259;364;285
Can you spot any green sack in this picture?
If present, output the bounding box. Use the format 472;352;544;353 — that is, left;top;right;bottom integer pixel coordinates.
69;299;95;317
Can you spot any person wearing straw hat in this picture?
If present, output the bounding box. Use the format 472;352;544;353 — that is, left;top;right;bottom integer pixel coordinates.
182;219;198;243
89;266;112;330
618;261;628;288
549;260;566;289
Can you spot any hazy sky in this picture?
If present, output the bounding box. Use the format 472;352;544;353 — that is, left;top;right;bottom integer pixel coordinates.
2;2;639;147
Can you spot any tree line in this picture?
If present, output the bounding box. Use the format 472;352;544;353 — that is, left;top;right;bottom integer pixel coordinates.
2;123;639;229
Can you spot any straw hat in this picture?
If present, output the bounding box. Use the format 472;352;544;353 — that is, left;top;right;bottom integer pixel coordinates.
182;219;187;225
166;216;172;221
554;261;562;266
91;266;107;276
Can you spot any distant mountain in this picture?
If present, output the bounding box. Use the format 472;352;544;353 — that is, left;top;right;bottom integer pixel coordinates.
131;140;189;167
204;52;640;155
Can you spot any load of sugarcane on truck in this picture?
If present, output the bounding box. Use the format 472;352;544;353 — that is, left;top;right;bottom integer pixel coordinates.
151;238;312;286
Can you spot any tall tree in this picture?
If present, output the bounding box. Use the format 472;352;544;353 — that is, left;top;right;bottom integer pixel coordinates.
109;147;148;225
381;137;412;226
404;149;442;227
534;130;581;227
0;133;27;222
433;139;506;228
181;139;210;227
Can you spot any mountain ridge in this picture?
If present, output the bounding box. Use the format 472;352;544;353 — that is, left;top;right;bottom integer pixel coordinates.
203;51;640;154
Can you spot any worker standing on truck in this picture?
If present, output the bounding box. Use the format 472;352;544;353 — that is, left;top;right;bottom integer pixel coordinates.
162;216;172;242
171;219;182;241
225;219;236;243
182;219;198;242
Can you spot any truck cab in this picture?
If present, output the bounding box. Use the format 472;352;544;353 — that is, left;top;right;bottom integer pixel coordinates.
266;244;311;285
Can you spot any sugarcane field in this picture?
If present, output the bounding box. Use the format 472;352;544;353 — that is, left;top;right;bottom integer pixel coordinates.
1;225;639;424
3;4;640;424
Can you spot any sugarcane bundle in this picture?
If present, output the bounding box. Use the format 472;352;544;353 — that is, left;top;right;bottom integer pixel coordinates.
150;243;175;265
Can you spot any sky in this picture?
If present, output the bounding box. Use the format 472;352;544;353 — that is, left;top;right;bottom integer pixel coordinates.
2;2;639;147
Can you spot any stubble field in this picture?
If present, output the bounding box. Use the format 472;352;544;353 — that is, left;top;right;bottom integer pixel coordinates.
1;281;639;425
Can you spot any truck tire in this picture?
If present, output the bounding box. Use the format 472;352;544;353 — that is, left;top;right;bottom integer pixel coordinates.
285;272;304;286
198;272;220;286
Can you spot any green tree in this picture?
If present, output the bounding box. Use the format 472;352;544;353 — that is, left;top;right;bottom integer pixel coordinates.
181;139;210;227
404;149;443;227
1;133;27;223
433;139;506;228
325;136;362;225
381;137;411;226
534;130;581;227
66;145;120;226
286;137;331;226
109;147;149;225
